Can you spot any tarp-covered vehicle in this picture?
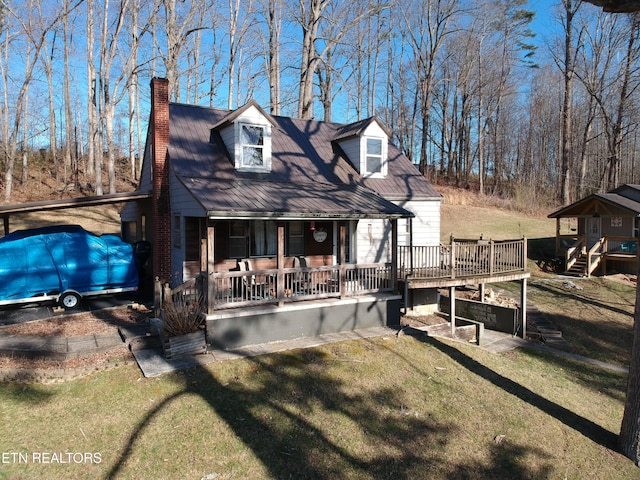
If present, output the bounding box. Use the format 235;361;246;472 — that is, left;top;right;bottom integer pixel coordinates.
0;225;139;309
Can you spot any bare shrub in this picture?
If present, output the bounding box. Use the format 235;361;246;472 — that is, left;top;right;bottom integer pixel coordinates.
161;294;205;337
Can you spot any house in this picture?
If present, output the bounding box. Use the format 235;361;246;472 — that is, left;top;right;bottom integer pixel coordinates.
121;78;443;349
548;184;640;276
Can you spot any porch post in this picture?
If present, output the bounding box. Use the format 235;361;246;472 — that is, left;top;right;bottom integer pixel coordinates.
449;286;456;337
555;218;561;257
277;223;285;307
391;219;398;292
520;278;527;339
206;222;215;315
339;223;346;299
450;238;456;279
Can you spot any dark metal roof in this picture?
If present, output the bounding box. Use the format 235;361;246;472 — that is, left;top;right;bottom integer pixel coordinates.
179;177;413;219
548;190;640;218
0;191;152;216
166;102;439;218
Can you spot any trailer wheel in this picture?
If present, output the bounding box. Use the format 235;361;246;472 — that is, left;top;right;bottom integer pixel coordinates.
59;292;81;309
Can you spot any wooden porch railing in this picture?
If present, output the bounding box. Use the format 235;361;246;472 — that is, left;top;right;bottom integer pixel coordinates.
156;262;395;313
563;235;638;277
157;238;528;313
397;238;527;280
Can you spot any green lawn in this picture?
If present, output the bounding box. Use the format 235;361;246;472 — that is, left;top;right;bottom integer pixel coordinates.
1;201;639;479
0;329;637;479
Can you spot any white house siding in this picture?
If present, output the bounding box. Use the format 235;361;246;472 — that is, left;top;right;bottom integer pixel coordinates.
396;199;441;247
339;137;361;172
354;199;441;265
355;218;392;264
169;170;207;284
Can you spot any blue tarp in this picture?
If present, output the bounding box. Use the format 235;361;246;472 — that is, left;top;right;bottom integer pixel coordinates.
0;225;138;301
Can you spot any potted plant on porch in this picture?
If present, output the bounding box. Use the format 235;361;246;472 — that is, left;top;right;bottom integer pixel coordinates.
159;293;207;359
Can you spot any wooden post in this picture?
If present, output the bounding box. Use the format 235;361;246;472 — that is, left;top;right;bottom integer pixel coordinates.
555;218;561;257
340;223;346;299
450;238;456;279
489;240;495;275
277;223;285;307
154;277;162;318
206;222;215;315
449;286;456;338
391;219;398;292
520;278;527;339
479;283;485;303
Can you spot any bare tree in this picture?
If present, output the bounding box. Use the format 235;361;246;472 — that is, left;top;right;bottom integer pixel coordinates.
400;0;460;178
1;0;77;203
558;0;582;204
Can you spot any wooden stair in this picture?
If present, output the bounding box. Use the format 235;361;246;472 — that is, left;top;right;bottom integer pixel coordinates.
564;256;587;277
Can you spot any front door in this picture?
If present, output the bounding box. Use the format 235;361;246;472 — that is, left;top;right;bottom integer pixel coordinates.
586;216;601;249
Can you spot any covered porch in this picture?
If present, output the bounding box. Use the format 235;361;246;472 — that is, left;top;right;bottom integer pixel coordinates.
548;189;640;277
156;237;529;348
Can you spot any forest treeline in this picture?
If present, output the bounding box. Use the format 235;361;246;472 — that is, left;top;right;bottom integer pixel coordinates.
0;0;638;206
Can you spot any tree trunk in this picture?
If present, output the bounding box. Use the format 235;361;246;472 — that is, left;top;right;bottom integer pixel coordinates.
620;257;640;464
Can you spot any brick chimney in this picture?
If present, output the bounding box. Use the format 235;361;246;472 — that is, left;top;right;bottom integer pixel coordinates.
150;77;172;284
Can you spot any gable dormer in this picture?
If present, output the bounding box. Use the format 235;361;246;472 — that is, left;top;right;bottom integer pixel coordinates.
212;100;275;173
334;117;390;178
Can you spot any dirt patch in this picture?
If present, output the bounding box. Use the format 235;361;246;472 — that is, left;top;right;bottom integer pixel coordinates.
0;306;151;372
0;306;150;336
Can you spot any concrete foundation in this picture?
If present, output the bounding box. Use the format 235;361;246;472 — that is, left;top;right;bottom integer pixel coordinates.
206;293;401;350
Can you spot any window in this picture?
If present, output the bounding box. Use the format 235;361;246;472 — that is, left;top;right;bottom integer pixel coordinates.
252;220;277;256
229;221;247;258
365;137;383;174
288;222;305;256
240;124;265;167
228;220;277;258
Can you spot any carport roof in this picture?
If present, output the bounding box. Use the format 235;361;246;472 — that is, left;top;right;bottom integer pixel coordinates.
0;191;152;234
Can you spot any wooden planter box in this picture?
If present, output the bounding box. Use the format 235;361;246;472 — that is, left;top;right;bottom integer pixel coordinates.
161;330;207;359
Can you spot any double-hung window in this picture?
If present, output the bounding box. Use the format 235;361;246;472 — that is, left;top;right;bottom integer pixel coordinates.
240;124;265;168
365;138;384;175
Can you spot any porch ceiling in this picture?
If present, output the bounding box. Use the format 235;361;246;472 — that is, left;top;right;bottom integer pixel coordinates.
182;177;414;220
548;193;640;218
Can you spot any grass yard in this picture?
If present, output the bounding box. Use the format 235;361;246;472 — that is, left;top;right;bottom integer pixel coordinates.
1;195;640;478
0;331;636;479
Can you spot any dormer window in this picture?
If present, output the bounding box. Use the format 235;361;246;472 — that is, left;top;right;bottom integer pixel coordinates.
232;119;272;172
240;124;265;167
366;138;383;174
363;136;387;177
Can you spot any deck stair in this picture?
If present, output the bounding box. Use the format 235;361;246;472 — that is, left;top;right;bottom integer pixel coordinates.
564;255;587;277
526;305;573;352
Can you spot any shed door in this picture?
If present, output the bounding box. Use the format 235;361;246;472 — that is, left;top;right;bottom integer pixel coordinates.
587;216;601;249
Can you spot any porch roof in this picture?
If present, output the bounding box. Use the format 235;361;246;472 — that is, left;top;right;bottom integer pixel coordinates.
179;177;413;220
548;192;640;218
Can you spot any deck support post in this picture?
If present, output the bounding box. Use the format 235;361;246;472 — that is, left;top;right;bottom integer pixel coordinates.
449;286;456;337
479;283;485;303
520;278;527;339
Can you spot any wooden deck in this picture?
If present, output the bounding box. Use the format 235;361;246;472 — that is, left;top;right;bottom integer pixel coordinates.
398;239;530;288
156;238;529;314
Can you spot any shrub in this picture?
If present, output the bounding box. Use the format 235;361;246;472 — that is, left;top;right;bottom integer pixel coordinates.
161;293;205;337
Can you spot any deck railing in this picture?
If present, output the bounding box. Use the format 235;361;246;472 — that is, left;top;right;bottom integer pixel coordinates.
157;238;527;313
203;263;393;310
398;238;527;280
